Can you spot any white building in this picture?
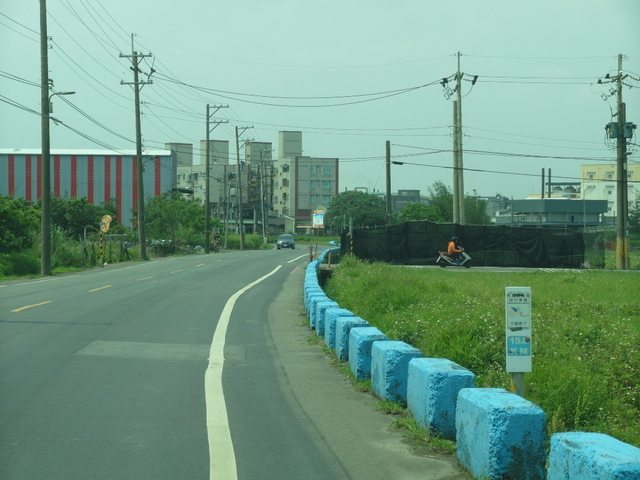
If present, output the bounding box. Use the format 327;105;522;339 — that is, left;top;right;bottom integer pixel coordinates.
581;163;639;219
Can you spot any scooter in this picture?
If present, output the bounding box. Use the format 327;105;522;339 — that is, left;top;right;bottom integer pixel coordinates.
436;249;471;268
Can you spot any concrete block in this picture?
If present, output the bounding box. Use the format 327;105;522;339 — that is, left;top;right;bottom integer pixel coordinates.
455;388;546;480
306;293;329;328
324;308;354;350
318;247;339;264
406;358;475;440
303;284;323;305
548;432;640;480
348;327;388;380
335;317;369;361
314;301;338;336
371;341;423;403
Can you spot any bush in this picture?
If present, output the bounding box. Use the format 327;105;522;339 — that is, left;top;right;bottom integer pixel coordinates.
0;252;40;277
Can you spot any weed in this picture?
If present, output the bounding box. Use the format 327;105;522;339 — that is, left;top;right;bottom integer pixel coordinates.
326;260;640;447
375;400;406;415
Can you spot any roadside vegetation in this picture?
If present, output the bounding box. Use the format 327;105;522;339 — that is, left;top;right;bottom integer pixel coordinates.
324;255;640;447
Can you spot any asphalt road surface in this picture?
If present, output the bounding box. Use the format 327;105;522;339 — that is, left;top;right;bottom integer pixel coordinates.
1;249;466;480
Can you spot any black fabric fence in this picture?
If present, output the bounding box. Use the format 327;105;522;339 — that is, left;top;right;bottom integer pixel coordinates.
340;221;605;268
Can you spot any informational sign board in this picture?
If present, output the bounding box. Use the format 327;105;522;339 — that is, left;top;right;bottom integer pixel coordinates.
312;210;325;228
505;287;532;373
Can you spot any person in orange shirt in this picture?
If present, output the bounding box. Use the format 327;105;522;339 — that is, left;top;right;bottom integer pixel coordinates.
447;236;462;262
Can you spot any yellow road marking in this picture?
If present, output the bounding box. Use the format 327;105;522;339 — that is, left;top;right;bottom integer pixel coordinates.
88;285;112;292
171;270;184;274
12;301;52;312
196;264;205;267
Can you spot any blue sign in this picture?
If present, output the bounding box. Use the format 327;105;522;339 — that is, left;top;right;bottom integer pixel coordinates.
507;336;531;356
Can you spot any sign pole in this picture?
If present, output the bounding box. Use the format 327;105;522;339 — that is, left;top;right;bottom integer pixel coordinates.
505;286;532;398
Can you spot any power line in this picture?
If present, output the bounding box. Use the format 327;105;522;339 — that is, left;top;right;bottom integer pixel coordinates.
153;74;440;107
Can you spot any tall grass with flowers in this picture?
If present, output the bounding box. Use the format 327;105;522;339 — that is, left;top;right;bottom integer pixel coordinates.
324;255;640;447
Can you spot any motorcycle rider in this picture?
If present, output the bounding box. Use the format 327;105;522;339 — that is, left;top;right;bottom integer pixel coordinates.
447;236;463;263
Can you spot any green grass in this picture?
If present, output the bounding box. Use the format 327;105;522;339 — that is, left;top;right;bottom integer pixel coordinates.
325;255;640;447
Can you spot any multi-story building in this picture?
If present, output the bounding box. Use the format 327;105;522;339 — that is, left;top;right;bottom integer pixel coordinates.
0;148;176;226
274;156;339;232
581;163;639;219
272;131;339;232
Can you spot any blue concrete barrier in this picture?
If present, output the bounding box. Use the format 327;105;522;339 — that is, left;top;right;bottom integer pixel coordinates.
335;317;369;361
371;341;423;403
547;432;640;480
314;300;338;336
317;247;339;264
348;327;388;381
304;285;323;306
324;308;354;350
407;358;475;440
456;388;546;480
306;293;329;328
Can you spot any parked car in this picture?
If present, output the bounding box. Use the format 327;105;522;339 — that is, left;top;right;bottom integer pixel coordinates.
276;234;295;249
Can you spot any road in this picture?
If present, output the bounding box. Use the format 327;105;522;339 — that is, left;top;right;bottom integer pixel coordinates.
1;249;465;480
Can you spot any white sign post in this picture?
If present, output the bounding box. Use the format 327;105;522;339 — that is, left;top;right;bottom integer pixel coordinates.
505;286;532;397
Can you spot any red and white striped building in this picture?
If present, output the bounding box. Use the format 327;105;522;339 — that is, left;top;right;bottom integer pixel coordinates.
0;149;176;226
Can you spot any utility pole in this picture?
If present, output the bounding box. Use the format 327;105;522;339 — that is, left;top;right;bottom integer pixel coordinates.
385;141;392;225
235;125;253;250
445;52;478;225
615;54;630;270
453;98;460;224
205;104;228;253
259;150;268;243
454;51;465;225
39;0;52;275
120;34;152;260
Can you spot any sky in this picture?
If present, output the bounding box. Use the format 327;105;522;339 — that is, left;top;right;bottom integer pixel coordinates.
1;0;639;200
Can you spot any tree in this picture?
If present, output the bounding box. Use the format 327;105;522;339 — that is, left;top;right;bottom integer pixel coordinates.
426;181;491;225
0;196;40;253
397;203;446;223
144;190;213;245
427;181;454;222
49;196;119;239
324;191;386;232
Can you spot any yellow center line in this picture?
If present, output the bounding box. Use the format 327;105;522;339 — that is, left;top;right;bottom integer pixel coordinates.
196;264;205;267
12;301;52;312
136;276;154;281
88;285;112;292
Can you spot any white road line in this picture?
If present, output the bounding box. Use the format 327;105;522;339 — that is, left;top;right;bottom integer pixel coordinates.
206;265;282;480
288;254;307;263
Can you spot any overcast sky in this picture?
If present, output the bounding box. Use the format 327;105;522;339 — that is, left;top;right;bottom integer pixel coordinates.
1;0;639;200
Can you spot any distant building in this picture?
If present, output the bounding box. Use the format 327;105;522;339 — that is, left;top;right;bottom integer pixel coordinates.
497;198;608;227
273;131;339;233
0;148;176;226
581;163;639;219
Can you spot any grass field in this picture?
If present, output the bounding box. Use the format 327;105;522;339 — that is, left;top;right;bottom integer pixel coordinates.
324;256;640;447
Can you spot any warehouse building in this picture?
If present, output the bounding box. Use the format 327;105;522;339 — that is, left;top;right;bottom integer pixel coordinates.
0;148;176;226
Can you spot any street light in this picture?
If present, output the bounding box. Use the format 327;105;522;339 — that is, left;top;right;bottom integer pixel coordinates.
41;90;75;275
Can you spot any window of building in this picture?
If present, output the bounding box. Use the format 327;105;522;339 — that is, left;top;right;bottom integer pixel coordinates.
586;171;595;179
322;166;332;176
309;180;318;190
310;165;318;176
322;181;331;191
606;171;614;179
